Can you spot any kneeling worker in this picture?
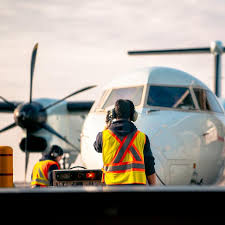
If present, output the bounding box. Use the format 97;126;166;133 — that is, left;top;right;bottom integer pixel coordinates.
94;99;156;185
31;145;64;188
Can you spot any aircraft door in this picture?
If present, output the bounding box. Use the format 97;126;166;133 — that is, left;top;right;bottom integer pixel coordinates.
193;88;225;184
199;113;225;184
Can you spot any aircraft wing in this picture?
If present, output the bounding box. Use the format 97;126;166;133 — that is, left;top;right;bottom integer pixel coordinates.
0;100;94;113
218;98;225;111
0;102;22;112
67;101;94;113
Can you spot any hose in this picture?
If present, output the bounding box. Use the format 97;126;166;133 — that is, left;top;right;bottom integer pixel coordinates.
156;172;166;186
70;166;87;170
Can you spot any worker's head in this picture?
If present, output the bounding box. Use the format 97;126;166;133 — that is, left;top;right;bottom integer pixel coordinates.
113;99;138;122
49;145;64;162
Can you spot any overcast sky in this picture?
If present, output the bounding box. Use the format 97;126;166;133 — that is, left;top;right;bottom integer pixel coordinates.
1;0;225;182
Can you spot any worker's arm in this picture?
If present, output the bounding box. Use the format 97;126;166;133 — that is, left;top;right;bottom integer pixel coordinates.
144;135;156;185
93;132;103;153
48;164;59;186
147;173;157;185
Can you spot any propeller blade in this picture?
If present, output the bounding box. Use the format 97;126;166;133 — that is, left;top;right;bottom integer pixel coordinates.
128;47;211;55
41;85;96;111
25;151;30;184
30;43;38;103
0;96;17;110
0;122;17;133
24;129;29;185
41;123;79;151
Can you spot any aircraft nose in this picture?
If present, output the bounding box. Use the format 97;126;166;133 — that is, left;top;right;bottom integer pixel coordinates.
141;112;204;185
150;122;201;160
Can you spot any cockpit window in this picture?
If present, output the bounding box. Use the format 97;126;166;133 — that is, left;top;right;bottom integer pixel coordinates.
147;85;195;110
102;86;143;110
193;88;223;113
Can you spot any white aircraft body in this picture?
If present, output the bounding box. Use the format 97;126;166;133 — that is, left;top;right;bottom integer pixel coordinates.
80;66;225;185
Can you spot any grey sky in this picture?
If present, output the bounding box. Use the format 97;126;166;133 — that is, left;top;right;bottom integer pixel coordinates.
0;0;225;99
1;0;225;181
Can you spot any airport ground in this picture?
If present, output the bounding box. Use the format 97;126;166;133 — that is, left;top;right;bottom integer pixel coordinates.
1;185;225;224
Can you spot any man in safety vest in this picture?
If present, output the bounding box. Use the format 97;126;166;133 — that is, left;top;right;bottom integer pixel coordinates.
94;99;156;185
31;145;64;188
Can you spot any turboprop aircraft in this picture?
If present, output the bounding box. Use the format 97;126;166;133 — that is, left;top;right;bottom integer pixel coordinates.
79;41;225;185
0;43;95;180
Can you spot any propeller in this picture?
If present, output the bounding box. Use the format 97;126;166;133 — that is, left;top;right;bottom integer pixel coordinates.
0;122;16;133
30;43;38;103
25;43;38;182
41;85;96;111
0;42;96;182
41;123;79;151
0;96;17;110
24;129;29;183
128;40;225;97
128;47;211;55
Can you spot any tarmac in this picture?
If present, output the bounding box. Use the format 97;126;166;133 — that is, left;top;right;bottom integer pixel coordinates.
3;184;225;193
0;185;224;224
0;185;225;215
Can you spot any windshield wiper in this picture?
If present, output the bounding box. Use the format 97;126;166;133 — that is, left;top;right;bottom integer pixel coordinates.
147;109;161;113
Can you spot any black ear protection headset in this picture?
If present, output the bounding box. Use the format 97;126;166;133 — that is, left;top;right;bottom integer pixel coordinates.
111;108;117;120
126;100;138;122
51;151;59;158
110;100;138;122
50;145;63;158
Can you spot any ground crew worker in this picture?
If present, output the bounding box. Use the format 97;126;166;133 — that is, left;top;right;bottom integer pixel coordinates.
94;99;156;185
31;145;63;188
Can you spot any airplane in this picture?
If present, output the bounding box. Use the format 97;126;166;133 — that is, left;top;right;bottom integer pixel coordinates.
1;41;225;185
78;41;225;185
0;43;95;181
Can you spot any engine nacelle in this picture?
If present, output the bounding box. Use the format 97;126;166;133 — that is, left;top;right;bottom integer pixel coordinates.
19;135;47;152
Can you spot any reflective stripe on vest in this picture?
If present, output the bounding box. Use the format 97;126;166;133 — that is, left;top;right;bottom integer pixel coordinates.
102;129;146;185
31;160;60;187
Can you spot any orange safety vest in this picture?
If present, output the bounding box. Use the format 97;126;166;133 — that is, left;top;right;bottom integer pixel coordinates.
102;129;146;185
31;160;60;187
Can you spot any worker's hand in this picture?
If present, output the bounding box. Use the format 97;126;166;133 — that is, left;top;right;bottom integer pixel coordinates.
147;173;157;186
105;110;112;123
104;110;113;130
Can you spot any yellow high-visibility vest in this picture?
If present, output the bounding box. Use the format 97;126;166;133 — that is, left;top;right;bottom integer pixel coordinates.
102;129;146;185
31;160;60;187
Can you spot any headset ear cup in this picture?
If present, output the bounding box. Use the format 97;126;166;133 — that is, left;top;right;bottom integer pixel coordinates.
51;152;58;158
132;111;138;122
